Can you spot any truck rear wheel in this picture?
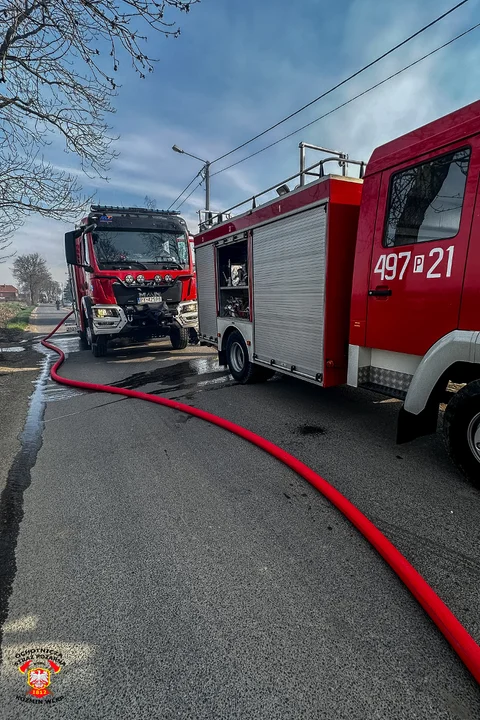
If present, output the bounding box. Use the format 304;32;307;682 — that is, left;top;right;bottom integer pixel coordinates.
443;380;480;487
226;330;274;384
170;326;189;350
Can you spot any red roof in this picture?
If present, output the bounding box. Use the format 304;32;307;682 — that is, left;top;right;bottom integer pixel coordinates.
366;99;480;176
0;284;18;293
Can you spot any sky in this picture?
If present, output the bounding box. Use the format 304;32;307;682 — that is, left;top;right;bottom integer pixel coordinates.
1;0;480;288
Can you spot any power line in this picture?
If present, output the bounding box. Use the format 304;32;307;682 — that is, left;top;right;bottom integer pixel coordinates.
211;21;480;179
175;179;203;211
167;170;202;211
211;0;471;166
170;2;472;213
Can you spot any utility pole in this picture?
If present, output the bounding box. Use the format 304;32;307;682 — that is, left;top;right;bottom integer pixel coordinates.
172;144;211;214
204;161;210;212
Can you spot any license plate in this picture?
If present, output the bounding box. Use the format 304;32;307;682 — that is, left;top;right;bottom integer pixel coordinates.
137;293;162;304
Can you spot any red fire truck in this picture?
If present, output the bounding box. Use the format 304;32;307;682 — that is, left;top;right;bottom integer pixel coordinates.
194;100;480;484
65;206;198;356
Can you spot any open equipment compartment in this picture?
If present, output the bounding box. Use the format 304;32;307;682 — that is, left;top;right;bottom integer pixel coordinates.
217;237;250;320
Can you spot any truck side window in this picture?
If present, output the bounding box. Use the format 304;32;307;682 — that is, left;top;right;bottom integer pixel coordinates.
383;147;471;247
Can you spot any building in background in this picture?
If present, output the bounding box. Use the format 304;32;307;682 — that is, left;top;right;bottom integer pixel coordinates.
0;284;18;301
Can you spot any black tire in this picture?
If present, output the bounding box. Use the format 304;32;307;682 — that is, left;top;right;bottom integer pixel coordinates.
79;326;89;350
85;313;108;357
170;326;189;350
189;327;199;345
225;330;274;384
91;335;108;358
443;380;480;487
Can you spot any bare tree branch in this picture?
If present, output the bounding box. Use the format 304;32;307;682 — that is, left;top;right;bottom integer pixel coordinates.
0;0;199;242
0;236;14;263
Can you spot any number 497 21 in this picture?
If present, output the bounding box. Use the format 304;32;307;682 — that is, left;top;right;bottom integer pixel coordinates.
373;246;454;281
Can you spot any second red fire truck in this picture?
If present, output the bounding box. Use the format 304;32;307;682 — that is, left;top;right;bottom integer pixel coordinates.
194;99;480;484
65;206;198;356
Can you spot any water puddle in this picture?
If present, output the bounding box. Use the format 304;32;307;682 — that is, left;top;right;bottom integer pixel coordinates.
49;336;81;354
0;346;25;353
36;338;85;403
110;356;224;391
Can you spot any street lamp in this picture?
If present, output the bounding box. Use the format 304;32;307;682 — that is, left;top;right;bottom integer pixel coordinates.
172;144;210;212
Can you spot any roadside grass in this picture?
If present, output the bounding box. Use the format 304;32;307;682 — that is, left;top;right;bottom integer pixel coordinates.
0;302;34;331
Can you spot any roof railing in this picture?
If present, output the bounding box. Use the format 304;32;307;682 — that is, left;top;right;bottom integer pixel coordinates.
198;142;366;231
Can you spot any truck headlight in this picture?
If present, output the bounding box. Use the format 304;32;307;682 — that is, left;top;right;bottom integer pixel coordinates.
93;307;119;318
136;274;145;284
125;274;134;285
181;302;197;314
154;274;162;284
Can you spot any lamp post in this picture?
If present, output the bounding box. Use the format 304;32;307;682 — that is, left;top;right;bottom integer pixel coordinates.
172;144;210;212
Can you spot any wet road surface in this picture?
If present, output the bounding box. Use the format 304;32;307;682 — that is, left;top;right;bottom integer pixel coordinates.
0;305;479;718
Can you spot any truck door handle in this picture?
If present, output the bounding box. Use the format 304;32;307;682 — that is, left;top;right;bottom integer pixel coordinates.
368;287;392;297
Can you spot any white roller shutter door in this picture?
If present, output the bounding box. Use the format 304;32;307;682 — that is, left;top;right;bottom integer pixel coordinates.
252;205;327;379
195;243;218;341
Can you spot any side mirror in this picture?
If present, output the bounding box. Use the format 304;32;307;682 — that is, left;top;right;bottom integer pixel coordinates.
64;230;81;265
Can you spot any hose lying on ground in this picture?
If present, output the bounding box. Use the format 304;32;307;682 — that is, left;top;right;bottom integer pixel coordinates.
42;311;480;685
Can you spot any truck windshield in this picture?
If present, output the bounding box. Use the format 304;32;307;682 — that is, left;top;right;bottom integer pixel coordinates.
92;229;189;270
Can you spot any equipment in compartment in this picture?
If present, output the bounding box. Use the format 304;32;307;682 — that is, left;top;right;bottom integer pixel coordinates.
220;260;248;287
218;240;248;286
223;295;249;319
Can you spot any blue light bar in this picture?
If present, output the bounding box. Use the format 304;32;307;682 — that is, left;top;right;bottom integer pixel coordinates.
90;205;181;216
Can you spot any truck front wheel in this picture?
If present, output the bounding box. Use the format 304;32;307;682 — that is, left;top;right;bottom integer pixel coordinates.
86;318;108;358
170;326;189;350
443;380;480;487
91;335;108;358
79;329;89;350
226;330;274;384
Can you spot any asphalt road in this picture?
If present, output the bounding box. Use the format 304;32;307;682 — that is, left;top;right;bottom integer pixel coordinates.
1;304;479;718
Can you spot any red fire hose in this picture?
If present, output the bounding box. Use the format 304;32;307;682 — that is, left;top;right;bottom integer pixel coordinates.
43;312;480;685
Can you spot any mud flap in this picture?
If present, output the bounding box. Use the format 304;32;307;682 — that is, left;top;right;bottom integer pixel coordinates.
397;403;439;444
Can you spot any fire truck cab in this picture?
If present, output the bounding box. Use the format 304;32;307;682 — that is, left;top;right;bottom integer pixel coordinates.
65;206;198;356
194;100;480;484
